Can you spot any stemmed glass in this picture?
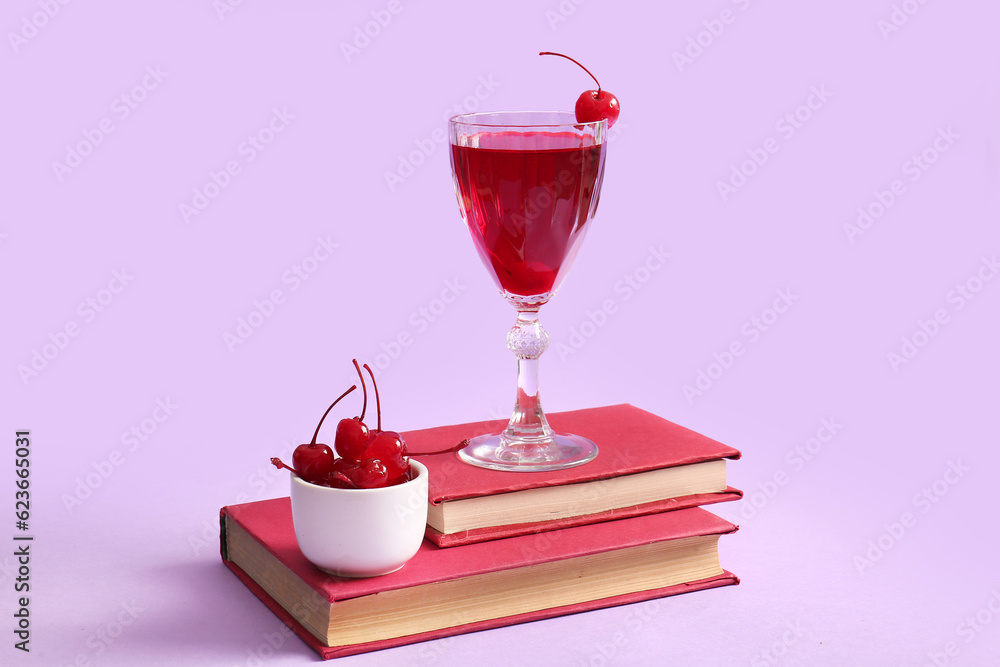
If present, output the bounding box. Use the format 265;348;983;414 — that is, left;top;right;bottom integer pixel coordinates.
449;111;608;472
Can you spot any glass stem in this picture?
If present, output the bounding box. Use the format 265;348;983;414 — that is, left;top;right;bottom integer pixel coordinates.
504;309;554;445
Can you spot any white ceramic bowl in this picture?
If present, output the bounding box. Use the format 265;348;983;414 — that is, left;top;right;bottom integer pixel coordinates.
289;460;428;578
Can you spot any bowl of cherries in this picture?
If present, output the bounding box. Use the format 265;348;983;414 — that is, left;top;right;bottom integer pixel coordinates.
272;360;428;578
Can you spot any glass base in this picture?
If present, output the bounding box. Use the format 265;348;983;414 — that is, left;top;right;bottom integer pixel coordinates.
457;432;598;472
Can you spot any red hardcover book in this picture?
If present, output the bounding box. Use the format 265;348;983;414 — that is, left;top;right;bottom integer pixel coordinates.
221;497;739;660
404;404;742;546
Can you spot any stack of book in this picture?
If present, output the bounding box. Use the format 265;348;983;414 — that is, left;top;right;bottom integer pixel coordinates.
221;404;742;660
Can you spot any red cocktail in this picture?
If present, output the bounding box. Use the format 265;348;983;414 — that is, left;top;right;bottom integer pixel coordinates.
451;129;605;304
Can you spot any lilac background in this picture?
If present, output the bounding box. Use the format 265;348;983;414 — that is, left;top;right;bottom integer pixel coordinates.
3;1;999;665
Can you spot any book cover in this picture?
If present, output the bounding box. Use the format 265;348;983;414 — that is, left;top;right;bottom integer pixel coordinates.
221;497;739;660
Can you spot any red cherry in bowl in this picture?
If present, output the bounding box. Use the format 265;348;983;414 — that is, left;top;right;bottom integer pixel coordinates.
325;457;361;489
335;359;371;462
292;384;356;485
292;443;335;485
364;430;409;480
539;51;620;127
336;419;370;462
352;458;390;489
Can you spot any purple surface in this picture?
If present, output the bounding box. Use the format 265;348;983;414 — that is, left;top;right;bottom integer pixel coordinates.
3;1;998;665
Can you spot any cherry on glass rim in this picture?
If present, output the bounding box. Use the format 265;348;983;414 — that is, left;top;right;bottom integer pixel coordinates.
539;51;620;128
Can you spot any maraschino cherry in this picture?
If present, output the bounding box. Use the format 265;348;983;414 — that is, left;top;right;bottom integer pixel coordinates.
539;51;620;128
334;359;371;462
291;384;356;485
361;364;409;483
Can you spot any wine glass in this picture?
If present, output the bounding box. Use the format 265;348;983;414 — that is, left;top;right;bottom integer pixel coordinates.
449;111;608;472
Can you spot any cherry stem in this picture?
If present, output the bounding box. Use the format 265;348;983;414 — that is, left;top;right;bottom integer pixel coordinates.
539;51;601;94
408;439;470;456
271;457;301;477
352;359;367;422
310;385;356;446
363;364;381;432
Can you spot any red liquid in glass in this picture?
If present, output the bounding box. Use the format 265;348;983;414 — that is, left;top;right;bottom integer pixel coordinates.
451;131;606;301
